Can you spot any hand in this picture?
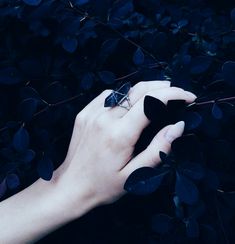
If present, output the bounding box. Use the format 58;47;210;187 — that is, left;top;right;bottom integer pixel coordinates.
0;81;197;244
52;80;197;217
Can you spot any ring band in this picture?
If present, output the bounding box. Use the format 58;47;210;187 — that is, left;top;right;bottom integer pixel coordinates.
104;82;132;111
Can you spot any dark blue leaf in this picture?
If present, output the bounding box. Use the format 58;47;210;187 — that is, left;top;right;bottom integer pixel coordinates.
74;0;90;5
20;149;36;163
151;214;173;234
124;167;169;196
99;39;119;64
18;98;38;121
190;56;212;75
80;72;94;90
110;0;134;20
178;19;188;28
183;111;202;130
211;103;223;119
203;170;220;191
0;67;21;85
6;174;20;189
231;8;235;25
133;48;145;65
23;0;42;6
62;37;78;53
180;162;205;180
175;172;199;205
160;16;171;26
186;218;199;238
173;196;184;219
37;156;54;181
98;71;116;84
20;86;41;100
0;178;7;199
13;127;29;153
222;61;235;87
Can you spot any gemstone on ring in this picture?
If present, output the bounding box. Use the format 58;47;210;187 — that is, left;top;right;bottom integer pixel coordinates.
104;81;132;109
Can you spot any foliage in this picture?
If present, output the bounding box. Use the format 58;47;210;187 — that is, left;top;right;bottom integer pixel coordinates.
0;0;235;243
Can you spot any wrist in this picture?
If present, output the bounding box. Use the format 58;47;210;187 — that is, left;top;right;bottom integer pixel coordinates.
50;164;98;221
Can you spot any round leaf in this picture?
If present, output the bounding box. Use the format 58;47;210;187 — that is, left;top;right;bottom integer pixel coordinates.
175;172;199;205
13;127;30;153
124;167;169;196
133;47;145;65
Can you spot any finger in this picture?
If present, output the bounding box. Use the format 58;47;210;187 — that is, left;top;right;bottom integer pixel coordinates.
120;87;196;143
121;121;185;178
101;80;171;118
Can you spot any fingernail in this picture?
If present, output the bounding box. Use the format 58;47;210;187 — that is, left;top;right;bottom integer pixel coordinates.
164;121;185;143
185;91;197;99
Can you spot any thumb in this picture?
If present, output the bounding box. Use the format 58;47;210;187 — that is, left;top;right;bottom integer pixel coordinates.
121;121;185;178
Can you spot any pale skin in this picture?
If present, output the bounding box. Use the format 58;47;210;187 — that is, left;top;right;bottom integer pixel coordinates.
0;80;197;243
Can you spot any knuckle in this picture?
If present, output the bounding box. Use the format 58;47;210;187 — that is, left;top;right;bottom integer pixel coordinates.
102;89;113;96
169;86;184;92
134;81;146;90
75;113;86;125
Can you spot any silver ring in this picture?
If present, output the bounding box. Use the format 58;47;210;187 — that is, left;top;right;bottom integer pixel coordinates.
104;82;132;111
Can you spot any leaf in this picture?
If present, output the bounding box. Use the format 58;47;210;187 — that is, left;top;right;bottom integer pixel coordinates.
190;56;212;75
211;103;223;119
62;37;78;53
18;98;38;121
98;71;116;84
124;167;169;195
231;8;235;25
180;162;205;180
175;172;199;205
0;67;21;85
13;127;30;153
185;218;199;238
99;39;119;64
0;178;7;199
178;19;188;28
203;170;220;191
6;174;20;189
143;95;168;125
37;156;54;181
222;61;235;87
133;48;145;65
23;0;42;6
20;149;36;163
80;72;94;90
151;214;173;234
75;0;90;5
173;196;184;219
183;111;202;130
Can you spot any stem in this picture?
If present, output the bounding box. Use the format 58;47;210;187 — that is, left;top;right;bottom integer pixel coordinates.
33;93;84;118
187;96;235;108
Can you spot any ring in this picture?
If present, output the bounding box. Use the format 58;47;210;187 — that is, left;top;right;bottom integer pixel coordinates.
104;82;132;111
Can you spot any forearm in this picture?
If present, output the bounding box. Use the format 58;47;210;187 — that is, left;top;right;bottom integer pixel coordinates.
0;169;95;244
